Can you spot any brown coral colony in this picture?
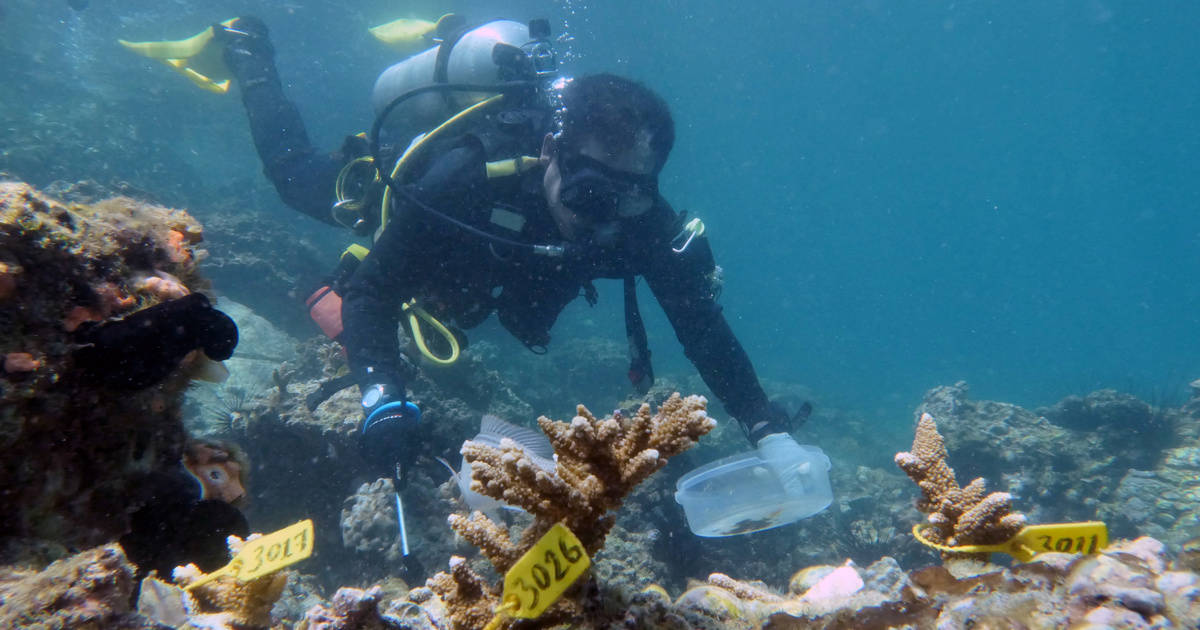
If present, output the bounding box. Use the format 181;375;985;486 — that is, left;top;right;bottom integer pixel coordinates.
432;394;714;629
895;412;1027;556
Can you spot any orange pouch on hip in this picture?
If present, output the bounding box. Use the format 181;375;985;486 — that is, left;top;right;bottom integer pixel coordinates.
306;286;344;340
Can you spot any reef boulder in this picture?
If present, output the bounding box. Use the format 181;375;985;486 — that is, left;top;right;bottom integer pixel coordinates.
0;544;152;629
0;181;208;552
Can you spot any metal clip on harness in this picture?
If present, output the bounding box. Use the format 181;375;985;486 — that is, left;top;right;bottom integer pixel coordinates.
672;217;705;253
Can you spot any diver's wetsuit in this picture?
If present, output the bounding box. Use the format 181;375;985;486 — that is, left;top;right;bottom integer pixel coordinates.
222;17;342;225
338;135;778;428
224;21;779;432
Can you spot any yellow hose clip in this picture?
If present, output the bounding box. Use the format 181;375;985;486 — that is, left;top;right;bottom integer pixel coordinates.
401;299;460;365
671;217;705;253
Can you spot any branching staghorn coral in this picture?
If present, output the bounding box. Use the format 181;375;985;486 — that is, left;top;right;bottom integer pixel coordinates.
895;413;1027;559
429;393;714;628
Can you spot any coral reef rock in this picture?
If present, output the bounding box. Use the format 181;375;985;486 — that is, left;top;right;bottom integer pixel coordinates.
196;204;336;339
915;381;1188;538
341;478;403;563
234;333;539;589
298;585;407;630
0;181;209;551
0;544;154;629
660;538;1200;629
1100;444;1200;547
185;297;298;438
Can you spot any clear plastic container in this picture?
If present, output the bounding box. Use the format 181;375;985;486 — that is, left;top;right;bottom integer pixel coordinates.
674;445;832;537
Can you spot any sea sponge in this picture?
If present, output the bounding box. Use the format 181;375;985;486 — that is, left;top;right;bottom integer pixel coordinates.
4;352;41;373
164;229;192;263
136;271;190;300
61;281;137;331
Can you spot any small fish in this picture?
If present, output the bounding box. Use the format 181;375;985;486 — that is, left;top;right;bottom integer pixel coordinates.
437;415;556;518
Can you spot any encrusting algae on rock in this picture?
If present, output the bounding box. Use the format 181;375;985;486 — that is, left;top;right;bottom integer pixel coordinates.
0;544;141;628
894;412;1027;559
427;393;715;629
0;181;215;552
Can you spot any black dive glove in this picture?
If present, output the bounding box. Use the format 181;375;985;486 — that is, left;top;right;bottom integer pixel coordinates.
358;378;422;472
743;399;813;445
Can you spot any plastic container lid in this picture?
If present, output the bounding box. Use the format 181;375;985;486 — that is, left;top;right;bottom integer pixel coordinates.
674;445;832;537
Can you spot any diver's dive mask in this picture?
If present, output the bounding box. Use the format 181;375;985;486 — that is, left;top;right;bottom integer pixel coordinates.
558;152;658;222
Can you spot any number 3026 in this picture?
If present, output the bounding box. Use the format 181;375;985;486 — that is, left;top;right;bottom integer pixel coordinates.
513;537;585;609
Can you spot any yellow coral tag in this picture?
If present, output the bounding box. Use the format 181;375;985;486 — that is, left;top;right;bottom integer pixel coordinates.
1006;522;1109;561
184;519;314;591
499;523;591;619
912;521;1108;562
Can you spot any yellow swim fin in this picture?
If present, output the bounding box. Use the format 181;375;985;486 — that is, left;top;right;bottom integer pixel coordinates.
118;18;238;94
369;13;459;54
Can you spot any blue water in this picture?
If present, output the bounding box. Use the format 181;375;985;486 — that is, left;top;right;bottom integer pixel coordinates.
3;0;1199;429
570;1;1200;424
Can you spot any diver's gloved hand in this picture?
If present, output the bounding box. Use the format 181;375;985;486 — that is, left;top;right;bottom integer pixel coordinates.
359;381;422;472
743;400;796;445
757;432;817;497
213;16;276;83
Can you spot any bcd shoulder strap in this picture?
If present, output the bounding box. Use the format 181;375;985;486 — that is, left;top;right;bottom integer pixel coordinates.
624;275;654;394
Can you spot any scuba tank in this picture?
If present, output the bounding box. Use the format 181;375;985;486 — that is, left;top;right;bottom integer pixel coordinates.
333;18;558;234
370;19;548;144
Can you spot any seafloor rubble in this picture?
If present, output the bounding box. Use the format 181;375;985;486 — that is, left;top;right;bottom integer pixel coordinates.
3;401;1198;628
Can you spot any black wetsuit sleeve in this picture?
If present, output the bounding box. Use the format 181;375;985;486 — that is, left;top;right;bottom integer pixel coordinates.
340;144;487;387
641;226;773;428
228;39;342;225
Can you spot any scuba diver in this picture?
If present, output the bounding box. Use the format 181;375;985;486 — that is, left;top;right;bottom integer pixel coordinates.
122;14;811;492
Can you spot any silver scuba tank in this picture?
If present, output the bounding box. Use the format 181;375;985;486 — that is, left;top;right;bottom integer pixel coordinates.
370;20;532;142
